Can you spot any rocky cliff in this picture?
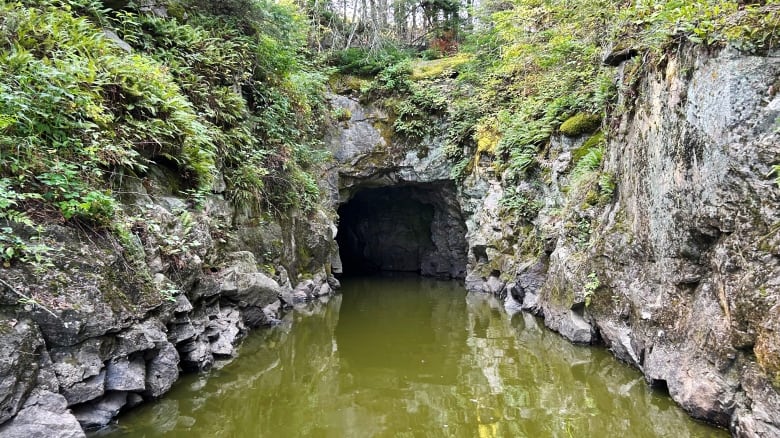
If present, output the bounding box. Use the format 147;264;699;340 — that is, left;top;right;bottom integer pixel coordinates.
0;166;340;436
326;45;780;436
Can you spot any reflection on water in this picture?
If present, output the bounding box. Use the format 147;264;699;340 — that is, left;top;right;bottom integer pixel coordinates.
101;276;726;437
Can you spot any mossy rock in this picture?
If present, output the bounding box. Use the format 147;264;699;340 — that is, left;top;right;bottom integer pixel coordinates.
548;283;576;309
560;113;601;137
372;118;396;146
583;189;600;207
328;74;369;94
167;1;187;20
755;309;780;389
410;54;472;81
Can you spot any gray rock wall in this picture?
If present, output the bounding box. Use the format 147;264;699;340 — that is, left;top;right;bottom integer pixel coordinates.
471;47;780;436
326;93;469;279
0;165;340;433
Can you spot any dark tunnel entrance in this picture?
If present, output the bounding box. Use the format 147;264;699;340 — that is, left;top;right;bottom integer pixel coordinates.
335;183;467;279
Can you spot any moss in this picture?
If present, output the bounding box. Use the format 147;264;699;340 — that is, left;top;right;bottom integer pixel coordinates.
372;117;396;147
474;118;500;167
548;283;575;309
328;73;369;94
167;2;187;20
476;120;500;155
583;189;600;207
559;113;602;137
756;326;780;390
296;241;312;271
571;131;604;164
0;319;13;335
516;229;544;261
410;54;472;81
99;268;135;312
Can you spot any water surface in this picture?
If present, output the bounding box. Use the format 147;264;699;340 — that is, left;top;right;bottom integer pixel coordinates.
103;276;726;437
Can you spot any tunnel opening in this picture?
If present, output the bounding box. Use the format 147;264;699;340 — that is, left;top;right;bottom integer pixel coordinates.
335;183;467;279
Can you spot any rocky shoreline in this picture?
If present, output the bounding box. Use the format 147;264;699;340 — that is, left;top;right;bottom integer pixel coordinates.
327;45;780;436
0;168;341;436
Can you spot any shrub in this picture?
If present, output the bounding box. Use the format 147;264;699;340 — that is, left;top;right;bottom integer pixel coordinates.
500;186;543;222
333;107;352;122
0;0;330;250
583;272;600;307
329;46;410;76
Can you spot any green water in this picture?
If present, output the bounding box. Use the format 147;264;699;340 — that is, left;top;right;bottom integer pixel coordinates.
102;276;727;437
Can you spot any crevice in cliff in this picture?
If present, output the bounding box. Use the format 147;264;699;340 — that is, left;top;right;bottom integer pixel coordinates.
335;182;467;279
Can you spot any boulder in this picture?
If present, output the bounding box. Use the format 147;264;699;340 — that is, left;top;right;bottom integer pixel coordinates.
560;310;593;344
178;338;213;372
0;390;84;438
598;321;642;368
262;300;282;323
485;276;504;295
114;319;168;357
220;270;282;309
293;279;316;297
240;306;269;328
316;283;332;297
61;371;106;406
71;391;127;430
207;307;243;357
105;356;146;392
144;342;179;399
50;339;107;405
168;320;198;345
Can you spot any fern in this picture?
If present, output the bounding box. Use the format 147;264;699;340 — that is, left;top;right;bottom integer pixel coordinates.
0;179;38;228
571;145;604;182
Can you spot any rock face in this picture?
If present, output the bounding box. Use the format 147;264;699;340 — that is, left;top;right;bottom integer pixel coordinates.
0;318;45;424
0;147;340;432
325;46;780;435
327;94;468;279
486;46;780;434
586;46;780;434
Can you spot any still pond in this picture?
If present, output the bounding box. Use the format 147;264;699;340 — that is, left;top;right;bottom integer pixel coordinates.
100;276;726;437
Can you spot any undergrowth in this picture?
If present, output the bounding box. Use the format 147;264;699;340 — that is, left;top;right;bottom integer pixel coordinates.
0;0;330;265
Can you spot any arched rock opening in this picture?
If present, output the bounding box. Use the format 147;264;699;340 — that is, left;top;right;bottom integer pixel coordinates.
335;182;467;279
